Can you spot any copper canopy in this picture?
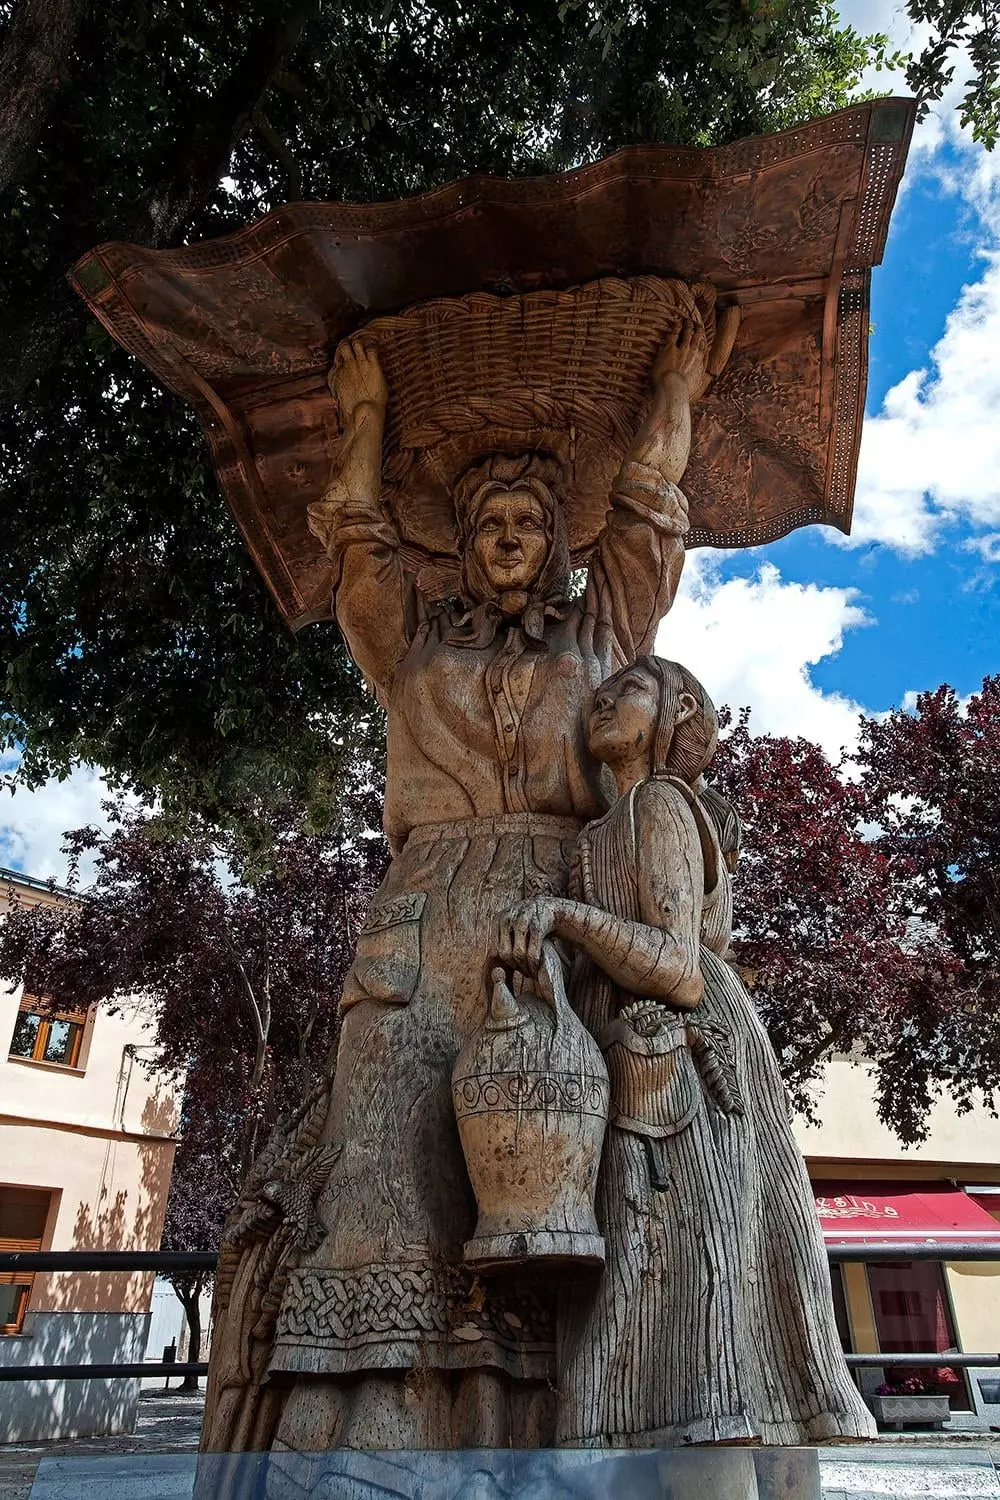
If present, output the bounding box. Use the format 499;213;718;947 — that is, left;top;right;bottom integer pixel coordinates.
70;99;914;629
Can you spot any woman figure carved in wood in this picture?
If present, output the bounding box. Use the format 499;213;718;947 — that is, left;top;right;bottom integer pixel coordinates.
498;656;877;1447
236;303;727;1468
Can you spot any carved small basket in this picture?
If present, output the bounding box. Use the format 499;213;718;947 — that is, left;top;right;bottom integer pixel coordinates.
452;944;609;1271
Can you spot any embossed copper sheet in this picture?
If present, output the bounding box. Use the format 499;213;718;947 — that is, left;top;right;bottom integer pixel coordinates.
70;99;914;628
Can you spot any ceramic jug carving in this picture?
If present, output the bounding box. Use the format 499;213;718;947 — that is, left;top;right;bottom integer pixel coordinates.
452;942;610;1270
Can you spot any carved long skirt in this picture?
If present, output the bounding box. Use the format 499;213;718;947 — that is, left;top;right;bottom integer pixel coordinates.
557;945;876;1447
265;813;579;1472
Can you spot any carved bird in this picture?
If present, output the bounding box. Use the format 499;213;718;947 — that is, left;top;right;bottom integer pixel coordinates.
224;1143;341;1253
258;1144;341;1253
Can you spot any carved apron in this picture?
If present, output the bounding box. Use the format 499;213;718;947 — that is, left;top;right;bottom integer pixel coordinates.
270;812;579;1388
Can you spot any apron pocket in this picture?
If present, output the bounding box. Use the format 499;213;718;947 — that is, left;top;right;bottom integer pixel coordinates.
341;892;426;1010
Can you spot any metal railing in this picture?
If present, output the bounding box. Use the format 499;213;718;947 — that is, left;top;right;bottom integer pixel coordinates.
2;1243;1000;1383
0;1249;214;1381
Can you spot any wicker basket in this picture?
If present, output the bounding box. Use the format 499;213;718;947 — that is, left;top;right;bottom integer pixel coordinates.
342;276;717;573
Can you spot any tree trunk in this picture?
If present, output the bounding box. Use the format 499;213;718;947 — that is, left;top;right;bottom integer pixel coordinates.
0;0;90;195
174;1278;206;1392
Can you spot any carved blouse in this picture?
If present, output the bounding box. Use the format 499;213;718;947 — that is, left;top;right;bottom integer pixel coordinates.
308;463;687;847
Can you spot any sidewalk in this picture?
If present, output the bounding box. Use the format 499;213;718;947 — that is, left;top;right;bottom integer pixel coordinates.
0;1391;204;1500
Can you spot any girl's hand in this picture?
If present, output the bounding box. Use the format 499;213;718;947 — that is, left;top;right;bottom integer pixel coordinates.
496;898;561;977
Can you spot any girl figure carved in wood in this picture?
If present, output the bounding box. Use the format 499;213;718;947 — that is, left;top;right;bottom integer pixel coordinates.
498;656;876;1447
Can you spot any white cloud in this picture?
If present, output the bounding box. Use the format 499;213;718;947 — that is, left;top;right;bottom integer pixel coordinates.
848;245;1000;553
964;532;1000;562
657;554;870;758
830;7;1000;559
0;764;117;886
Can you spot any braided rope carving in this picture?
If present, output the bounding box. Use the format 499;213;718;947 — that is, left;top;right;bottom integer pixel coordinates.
277;1263;554;1346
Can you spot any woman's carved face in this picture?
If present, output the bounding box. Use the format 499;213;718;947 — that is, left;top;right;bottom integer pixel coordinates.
470;490;549;594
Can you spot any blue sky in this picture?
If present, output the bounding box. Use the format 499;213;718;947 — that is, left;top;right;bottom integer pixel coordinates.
2;3;998;880
659;10;1000;759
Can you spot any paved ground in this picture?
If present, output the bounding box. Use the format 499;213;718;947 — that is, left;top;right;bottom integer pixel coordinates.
0;1391;204;1500
2;1397;1000;1499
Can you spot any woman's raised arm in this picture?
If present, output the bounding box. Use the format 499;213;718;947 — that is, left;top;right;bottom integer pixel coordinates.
307;341;410;705
585;321;708;662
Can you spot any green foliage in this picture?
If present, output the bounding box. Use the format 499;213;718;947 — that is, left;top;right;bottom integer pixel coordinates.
906;1;1000;150
0;2;913;829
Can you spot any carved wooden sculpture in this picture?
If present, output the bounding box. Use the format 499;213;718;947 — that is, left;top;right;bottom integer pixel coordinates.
496;656;876;1447
65;112;918;1493
202;287;726;1477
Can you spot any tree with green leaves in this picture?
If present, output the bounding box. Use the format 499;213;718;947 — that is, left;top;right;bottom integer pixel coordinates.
0;0;922;833
905;1;1000;150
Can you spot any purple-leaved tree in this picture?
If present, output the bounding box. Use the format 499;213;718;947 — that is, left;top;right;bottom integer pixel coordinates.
0;776;386;1382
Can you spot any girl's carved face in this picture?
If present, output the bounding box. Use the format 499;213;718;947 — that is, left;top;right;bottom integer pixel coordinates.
588;663;699;774
587;664;661;768
470;490;549;594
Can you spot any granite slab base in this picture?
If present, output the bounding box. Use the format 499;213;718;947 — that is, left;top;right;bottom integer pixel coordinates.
28;1447;822;1500
260;1446;819;1499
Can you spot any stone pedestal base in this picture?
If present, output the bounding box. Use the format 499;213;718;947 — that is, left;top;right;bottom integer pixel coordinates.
26;1448;824;1499
255;1446;822;1500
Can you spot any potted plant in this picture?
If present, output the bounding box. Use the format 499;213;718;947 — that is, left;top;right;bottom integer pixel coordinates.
867;1376;951;1430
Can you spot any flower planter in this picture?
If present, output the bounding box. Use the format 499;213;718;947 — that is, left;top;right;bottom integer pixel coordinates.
868;1393;951;1431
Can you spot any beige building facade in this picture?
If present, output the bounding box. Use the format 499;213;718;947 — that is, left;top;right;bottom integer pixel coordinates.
797;1056;1000;1429
0;868;182;1442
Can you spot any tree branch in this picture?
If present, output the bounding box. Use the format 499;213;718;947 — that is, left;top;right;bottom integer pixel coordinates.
252;106;304;202
125;0;318;247
235;955;269;1090
0;0;90;196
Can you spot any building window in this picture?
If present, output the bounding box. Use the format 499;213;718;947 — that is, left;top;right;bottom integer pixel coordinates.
866;1259;970;1410
8;996;86;1069
0;1187;51;1335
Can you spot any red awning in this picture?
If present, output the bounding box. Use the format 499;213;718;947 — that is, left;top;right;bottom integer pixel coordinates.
813;1180;1000;1247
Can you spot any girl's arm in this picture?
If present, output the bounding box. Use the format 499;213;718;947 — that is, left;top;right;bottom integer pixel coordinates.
498;782;704;1009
